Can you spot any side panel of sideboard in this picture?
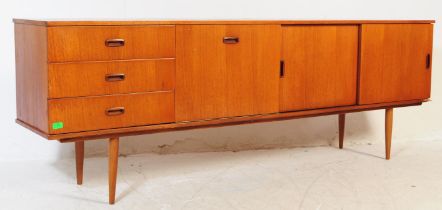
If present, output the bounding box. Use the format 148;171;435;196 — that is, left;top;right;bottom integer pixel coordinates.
15;24;49;133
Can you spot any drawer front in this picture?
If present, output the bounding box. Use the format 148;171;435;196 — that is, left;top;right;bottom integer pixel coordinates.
48;26;175;62
48;59;175;98
48;92;174;134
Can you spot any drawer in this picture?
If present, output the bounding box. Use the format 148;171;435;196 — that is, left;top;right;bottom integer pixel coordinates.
48;59;175;98
47;26;175;62
48;92;175;134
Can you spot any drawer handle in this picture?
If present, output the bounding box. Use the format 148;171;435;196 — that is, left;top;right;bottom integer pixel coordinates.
105;107;125;116
105;73;126;82
105;39;125;47
223;37;239;44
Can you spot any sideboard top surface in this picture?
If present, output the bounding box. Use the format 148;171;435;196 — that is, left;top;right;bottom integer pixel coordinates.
13;19;435;26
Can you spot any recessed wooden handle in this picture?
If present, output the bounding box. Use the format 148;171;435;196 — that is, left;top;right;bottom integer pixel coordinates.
105;107;125;116
223;37;239;44
105;39;125;47
105;73;125;82
426;54;431;69
280;60;285;78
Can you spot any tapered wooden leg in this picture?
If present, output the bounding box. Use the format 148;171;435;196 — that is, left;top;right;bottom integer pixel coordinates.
338;114;345;149
385;108;393;160
75;141;84;185
109;137;119;205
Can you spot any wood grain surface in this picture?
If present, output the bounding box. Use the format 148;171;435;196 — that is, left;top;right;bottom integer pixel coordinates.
48;59;175;98
47;26;175;62
176;24;281;121
14;24;49;133
280;25;358;111
48;92;175;134
359;24;433;104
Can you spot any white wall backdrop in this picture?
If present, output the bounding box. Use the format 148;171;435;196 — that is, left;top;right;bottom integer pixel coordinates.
0;0;441;161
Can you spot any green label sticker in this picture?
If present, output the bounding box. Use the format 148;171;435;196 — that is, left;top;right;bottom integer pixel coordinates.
52;122;64;130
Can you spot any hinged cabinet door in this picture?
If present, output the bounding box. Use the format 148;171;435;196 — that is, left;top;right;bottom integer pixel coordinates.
280;26;359;112
176;25;281;122
359;24;433;104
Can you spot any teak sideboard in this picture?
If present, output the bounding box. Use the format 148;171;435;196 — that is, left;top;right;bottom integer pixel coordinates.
14;19;434;204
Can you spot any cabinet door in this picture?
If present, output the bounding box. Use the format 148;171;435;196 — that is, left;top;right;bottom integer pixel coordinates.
359;24;433;104
176;25;281;121
280;26;358;112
